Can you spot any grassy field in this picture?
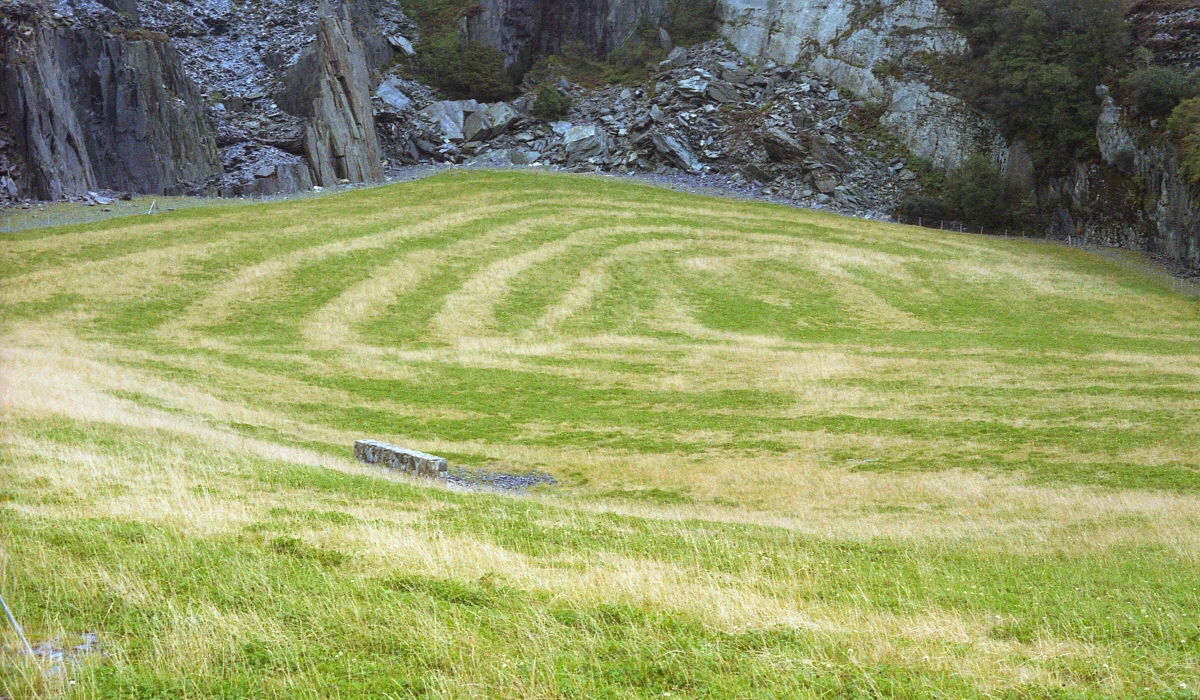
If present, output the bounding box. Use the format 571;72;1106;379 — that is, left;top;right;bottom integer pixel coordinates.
1;170;1198;698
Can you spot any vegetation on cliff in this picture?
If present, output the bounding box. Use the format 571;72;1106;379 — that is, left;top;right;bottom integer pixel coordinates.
404;0;721;98
2;171;1199;697
942;0;1130;174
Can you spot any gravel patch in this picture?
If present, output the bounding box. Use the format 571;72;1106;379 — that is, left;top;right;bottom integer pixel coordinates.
445;467;557;493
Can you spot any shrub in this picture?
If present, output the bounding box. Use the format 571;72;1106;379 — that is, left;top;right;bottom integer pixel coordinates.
1168;97;1200;185
532;83;573;121
941;0;1130;174
418;34;515;101
941;155;1006;226
607;20;667;83
662;0;720;46
897;195;950;220
533;40;616;88
871;61;905;82
1124;65;1200;119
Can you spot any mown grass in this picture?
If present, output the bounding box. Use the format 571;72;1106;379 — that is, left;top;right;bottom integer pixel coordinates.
1;170;1199;698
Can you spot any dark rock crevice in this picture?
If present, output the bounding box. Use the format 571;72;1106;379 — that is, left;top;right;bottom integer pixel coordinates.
465;0;667;66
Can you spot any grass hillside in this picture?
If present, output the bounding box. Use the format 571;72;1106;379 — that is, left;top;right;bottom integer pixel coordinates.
1;170;1198;698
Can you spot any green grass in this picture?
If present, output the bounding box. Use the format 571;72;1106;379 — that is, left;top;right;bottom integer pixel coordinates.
1;170;1199;698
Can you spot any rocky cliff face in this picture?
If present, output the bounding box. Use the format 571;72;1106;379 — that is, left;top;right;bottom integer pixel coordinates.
717;0;1003;169
465;0;666;64
1;2;221;199
277;5;384;186
1043;90;1200;268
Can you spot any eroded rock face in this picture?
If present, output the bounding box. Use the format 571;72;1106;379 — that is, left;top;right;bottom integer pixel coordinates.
465;0;667;64
1;16;221;199
718;0;1000;168
1048;90;1200;268
277;6;383;186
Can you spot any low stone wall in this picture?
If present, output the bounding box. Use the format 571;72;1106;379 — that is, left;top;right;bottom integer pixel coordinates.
354;440;447;478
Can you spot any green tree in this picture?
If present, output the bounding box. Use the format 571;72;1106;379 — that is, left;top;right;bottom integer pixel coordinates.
1124;65;1200;119
942;0;1129;174
532;83;573;121
418;35;515;101
942;155;1006;226
1168;97;1200;186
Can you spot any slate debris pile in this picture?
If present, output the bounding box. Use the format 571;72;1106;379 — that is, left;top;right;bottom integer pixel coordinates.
402;41;923;217
446;467;558;493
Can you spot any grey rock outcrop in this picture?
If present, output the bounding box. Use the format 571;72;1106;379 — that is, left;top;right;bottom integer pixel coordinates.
277;5;383;186
419;100;472;142
563;123;609;164
1047;90;1200;269
717;0;1002;168
464;0;667;64
375;78;412;112
650;132;701;172
1;14;221;200
761;127;805;162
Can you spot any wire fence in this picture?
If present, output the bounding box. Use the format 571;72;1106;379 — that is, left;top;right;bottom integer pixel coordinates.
0;190;329;235
894;213;1200;298
0;166;452;235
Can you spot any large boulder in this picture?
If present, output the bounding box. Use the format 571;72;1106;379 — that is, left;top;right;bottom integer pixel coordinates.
651;132;701;172
276;4;383;186
419;100;486;142
706;81;742;104
564;124;609;164
760;128;805;162
463;102;519;142
807;133;851;172
483;102;518;138
375;78;412;112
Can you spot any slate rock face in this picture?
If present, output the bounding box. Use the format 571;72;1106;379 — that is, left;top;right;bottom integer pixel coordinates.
465;0;667;64
277;5;383;187
760;127;805;162
2;20;222;199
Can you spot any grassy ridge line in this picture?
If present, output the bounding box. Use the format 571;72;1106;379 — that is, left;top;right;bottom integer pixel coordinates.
1;170;1199;697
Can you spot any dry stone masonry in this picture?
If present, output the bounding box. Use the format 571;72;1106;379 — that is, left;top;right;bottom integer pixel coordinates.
354;440;448;478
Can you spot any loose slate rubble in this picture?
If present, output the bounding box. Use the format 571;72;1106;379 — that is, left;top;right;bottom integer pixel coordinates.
3;3;919;218
400;40;922;218
354;439;447;478
446;467;557;493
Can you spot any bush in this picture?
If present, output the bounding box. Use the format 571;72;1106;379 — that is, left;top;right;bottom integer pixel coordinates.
418;34;515;101
532;83;573;121
897;195;950;220
942;155;1006;226
1168;97;1200;185
1124;65;1200;119
661;0;720;46
941;0;1129;174
607;20;667;83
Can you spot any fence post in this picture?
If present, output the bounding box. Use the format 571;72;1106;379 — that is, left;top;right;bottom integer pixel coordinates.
919;216;922;227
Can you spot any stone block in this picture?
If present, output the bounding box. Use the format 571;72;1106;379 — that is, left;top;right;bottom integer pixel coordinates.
354;439;448;478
